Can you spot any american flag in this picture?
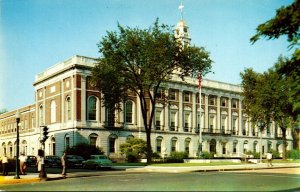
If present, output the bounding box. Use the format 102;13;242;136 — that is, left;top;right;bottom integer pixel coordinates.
198;72;202;90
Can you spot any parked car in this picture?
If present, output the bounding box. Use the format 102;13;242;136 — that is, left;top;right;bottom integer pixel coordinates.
44;155;62;168
26;156;37;167
66;155;84;168
82;155;112;170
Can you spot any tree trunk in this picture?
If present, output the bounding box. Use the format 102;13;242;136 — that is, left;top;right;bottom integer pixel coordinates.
145;128;152;164
282;128;287;160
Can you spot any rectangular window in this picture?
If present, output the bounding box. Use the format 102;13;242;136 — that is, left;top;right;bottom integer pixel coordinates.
157;89;164;99
209;96;215;106
155;110;161;130
184;112;190;132
233;143;237;153
232;100;238;108
170;111;176;131
169;89;176;100
184;92;190;102
221;98;227;107
171;140;177;152
125;101;133;123
156;139;162;153
109;138;116;153
90;137;97;147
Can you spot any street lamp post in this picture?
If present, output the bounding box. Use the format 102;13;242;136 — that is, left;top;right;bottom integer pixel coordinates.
257;119;264;164
14;110;20;179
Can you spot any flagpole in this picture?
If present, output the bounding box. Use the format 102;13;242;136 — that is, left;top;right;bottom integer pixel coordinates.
198;73;202;158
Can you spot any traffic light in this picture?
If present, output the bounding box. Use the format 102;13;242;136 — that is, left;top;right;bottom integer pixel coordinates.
42;126;49;142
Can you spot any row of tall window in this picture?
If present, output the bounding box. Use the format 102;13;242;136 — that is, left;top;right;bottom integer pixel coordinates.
39;96;72;126
159;89;240;108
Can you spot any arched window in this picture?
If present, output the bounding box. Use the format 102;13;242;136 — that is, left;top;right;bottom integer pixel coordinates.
89;133;98;147
21;140;27;155
8;142;12;158
109;134;118;153
39;105;43;126
65;96;72;121
125;100;133;123
64;134;70;150
87;96;97;121
171;137;178;152
243;141;248;153
209;139;216;154
185;138;191;155
233;140;238;153
51;137;56;155
50;100;56;123
2;143;6;156
156;137;163;153
253;141;258;153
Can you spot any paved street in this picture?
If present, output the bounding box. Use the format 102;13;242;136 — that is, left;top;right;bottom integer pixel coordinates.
0;167;299;191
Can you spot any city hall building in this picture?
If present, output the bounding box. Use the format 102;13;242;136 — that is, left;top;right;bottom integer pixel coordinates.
0;19;293;159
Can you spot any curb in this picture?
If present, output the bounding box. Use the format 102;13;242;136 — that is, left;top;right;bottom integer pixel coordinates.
0;176;41;185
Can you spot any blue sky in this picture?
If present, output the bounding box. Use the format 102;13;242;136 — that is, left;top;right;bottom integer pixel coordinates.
0;0;293;111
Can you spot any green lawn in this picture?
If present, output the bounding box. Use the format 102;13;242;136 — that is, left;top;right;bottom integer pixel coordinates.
112;159;300;167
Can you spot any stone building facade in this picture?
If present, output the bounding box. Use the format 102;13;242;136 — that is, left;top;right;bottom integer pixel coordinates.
0;19;294;159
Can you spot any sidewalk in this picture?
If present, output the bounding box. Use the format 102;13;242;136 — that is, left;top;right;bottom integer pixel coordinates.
0;173;63;185
0;163;299;185
125;163;300;173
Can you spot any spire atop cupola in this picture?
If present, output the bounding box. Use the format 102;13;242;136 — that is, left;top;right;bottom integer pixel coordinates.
175;2;191;47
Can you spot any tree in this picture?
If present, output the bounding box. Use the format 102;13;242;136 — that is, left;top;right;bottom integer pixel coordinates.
92;19;212;164
120;138;147;162
250;0;300;112
240;57;297;159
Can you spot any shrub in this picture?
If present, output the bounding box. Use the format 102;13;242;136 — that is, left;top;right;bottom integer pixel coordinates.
120;138;147;163
270;149;280;159
245;151;260;158
167;152;188;163
152;152;161;159
287;150;300;160
65;143;104;160
201;151;214;159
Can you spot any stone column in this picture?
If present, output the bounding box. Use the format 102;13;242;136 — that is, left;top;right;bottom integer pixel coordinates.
228;98;232;134
179;90;183;132
81;75;87;126
238;99;243;136
217;96;221;132
164;91;169;131
205;94;209;129
192;92;196;133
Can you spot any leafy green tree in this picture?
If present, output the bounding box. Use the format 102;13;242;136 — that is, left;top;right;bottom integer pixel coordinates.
241;57;298;159
92;19;212;163
65;143;104;160
250;0;300;112
120;138;147;163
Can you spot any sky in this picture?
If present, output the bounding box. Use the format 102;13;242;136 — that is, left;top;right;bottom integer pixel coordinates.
0;0;294;111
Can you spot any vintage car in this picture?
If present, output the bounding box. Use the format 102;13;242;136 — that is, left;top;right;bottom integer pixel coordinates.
66;155;85;168
82;155;112;169
44;155;62;168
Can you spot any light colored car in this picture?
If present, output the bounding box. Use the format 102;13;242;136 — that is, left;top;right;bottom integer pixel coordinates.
82;155;112;169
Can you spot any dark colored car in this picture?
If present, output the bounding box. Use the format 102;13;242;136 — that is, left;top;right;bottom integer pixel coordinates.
44;155;62;168
26;156;37;167
66;155;85;168
83;155;112;170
